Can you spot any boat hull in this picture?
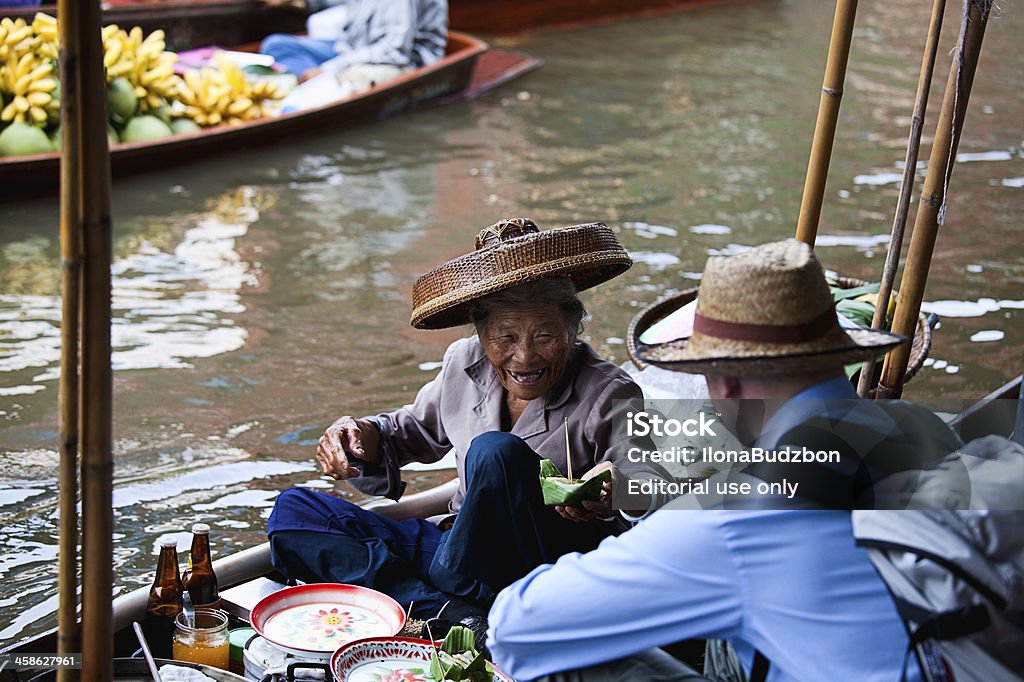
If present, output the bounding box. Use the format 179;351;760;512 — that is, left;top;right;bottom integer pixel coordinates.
4;0;748;49
0;31;508;198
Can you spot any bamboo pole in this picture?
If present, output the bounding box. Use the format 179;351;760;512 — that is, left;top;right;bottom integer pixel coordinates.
794;0;858;247
56;0;83;675
856;0;945;397
877;0;993;399
74;0;115;678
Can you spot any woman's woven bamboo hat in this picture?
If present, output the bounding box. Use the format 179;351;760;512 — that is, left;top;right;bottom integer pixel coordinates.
635;240;906;374
411;218;632;329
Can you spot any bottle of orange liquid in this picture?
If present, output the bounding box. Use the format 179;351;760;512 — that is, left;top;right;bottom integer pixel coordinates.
182;523;220;610
144;536;183;659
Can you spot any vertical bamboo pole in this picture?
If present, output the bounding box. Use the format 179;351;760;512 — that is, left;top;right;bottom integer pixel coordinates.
56;0;82;676
877;0;992;399
795;0;858;247
76;0;115;678
856;0;945;397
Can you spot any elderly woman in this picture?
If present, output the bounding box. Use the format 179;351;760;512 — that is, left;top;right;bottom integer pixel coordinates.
267;218;657;622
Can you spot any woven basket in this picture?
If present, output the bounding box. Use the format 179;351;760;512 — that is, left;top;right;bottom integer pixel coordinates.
626;277;932;387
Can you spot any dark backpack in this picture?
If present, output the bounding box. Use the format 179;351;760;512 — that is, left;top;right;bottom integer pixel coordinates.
749;435;1024;682
851;436;1024;682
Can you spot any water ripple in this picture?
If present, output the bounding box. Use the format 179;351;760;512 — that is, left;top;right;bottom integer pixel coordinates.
0;188;266;394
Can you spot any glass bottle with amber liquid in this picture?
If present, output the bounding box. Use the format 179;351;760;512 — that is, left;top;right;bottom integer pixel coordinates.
182;523;220;610
145;536;183;659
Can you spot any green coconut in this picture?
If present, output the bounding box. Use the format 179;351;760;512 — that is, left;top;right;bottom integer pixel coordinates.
0;122;55;157
107;77;138;121
121;115;173;143
108;124;120;146
170;118;201;135
150;100;172;126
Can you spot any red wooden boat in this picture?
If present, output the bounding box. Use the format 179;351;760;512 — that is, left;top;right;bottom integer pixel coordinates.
0;31;541;198
3;0;747;49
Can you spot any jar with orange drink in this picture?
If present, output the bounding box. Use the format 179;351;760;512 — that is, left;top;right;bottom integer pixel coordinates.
172;607;230;670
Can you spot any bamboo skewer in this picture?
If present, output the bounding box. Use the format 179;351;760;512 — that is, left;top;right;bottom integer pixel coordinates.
564;418;572;482
795;0;859;247
56;0;83;675
74;0;116;678
856;0;946;397
878;0;993;399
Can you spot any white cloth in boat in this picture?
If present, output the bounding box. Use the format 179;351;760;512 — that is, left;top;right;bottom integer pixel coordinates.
279;63;408;113
157;665;217;681
351;336;663;521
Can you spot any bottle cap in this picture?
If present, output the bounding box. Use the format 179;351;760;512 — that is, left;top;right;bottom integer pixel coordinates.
192;523;211;535
159;536;178;548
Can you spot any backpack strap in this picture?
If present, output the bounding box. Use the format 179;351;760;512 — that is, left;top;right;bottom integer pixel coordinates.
749;649;770;682
894;599;992;643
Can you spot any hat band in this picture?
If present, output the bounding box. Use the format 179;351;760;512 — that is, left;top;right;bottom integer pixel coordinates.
693;305;838;343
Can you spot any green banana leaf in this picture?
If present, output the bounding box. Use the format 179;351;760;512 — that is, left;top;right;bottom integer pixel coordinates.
836;299;877;327
829;282;880;301
430;625;493;681
539;459;611;506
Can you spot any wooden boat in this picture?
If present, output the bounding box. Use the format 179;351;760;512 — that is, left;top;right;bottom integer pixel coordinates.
0;32;541;199
2;0;748;50
2;375;1020;673
0;478;461;675
449;0;750;35
5;2;1015;677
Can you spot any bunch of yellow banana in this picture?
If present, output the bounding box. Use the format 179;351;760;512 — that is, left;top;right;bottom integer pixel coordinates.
0;14;58;62
102;24;179;112
31;13;59;62
0;51;58;125
0;14;60;125
0;17;35;63
175;53;284;127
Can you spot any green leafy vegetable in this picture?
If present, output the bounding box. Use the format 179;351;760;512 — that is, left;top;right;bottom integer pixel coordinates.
836;299;877;327
828;283;885;381
829;282;880;301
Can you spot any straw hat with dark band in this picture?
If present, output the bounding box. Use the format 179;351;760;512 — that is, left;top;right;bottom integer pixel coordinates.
411;218;632;329
636;240;906;374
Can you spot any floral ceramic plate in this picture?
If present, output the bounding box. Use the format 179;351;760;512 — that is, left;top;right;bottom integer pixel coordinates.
330;637;516;682
250;583;406;660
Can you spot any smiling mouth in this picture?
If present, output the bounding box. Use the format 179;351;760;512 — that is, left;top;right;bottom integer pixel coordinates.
508;368;547;385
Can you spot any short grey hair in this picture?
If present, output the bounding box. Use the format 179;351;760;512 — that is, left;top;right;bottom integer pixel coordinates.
471;277;587;336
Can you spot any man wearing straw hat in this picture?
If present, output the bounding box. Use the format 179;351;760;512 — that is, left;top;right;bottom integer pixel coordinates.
488;240;951;681
267;218;665;626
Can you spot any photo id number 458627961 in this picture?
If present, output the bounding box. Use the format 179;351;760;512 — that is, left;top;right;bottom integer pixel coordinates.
0;653;82;670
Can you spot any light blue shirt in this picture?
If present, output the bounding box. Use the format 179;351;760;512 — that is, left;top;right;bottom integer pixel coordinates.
488;376;921;681
488;510;918;681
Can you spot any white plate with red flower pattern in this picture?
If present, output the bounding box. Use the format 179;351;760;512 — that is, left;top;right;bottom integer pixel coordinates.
330;637;516;682
250;583;406;660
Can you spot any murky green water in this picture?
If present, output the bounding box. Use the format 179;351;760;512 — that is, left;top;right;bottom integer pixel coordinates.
0;0;1021;647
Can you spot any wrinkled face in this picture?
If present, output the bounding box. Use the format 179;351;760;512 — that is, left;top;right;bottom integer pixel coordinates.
480;303;575;402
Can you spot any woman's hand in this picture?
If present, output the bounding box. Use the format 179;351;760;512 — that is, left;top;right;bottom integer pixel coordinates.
554;462;616;523
316;416;381;480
